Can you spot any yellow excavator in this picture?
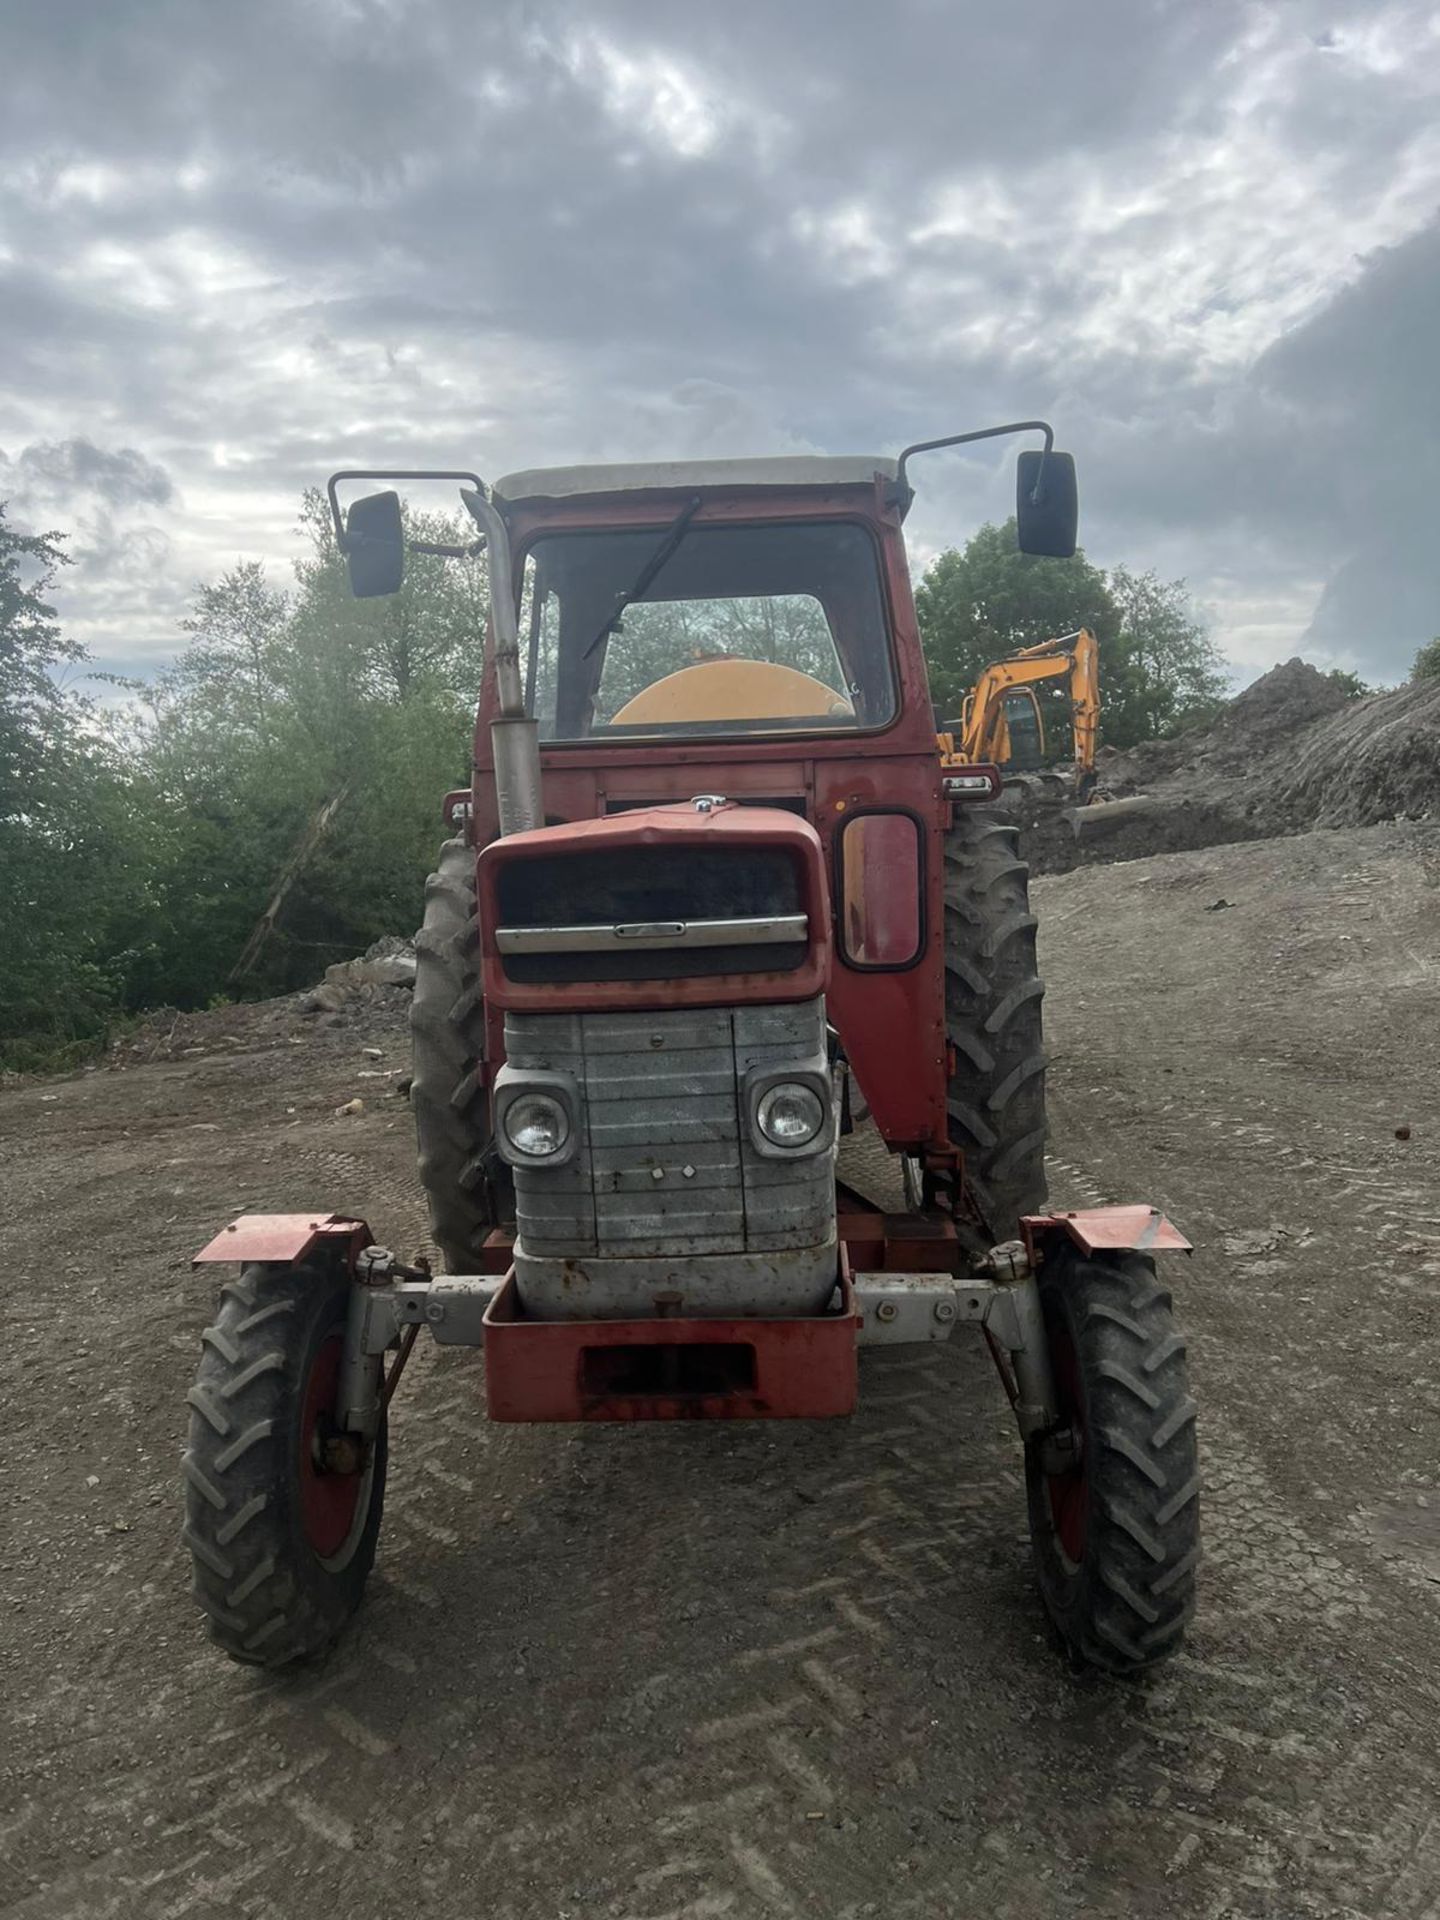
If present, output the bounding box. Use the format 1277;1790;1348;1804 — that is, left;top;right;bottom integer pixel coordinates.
940;627;1100;804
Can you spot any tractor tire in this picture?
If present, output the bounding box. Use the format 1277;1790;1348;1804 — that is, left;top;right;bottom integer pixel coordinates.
411;836;513;1271
942;805;1048;1243
1025;1248;1200;1673
182;1261;387;1667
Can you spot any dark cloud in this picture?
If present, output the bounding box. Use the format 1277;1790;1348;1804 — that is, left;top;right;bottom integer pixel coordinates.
1;0;1437;679
4;438;173;508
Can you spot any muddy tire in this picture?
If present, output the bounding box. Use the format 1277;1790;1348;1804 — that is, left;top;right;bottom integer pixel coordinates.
412;836;512;1271
943;806;1047;1241
1025;1248;1200;1673
182;1261;387;1667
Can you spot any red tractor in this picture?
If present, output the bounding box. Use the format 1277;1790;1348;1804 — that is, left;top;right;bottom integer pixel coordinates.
184;424;1198;1675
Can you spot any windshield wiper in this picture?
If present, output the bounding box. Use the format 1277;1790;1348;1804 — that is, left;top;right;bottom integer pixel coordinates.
581;496;703;659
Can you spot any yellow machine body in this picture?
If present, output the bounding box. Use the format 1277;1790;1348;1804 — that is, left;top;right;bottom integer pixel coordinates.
940;628;1099;787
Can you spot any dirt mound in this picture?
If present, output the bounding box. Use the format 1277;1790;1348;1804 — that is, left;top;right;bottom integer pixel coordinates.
1205;655;1357;761
1026;659;1439;875
107;938;417;1069
1099;657;1355;795
1261;675;1440;831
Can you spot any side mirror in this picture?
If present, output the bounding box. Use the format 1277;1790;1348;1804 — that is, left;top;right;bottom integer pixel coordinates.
344;490;405;597
1016;450;1078;558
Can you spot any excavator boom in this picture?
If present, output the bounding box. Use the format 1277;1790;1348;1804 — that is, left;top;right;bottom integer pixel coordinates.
947;628;1099;785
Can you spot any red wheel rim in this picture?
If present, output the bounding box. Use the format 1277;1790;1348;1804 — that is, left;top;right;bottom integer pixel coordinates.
299;1334;364;1559
1045;1329;1088;1564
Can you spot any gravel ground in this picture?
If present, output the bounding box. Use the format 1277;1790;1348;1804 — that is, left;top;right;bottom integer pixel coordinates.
4;820;1439;1919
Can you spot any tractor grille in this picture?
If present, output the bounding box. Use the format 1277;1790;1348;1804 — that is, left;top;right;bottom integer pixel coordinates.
503;999;832;1260
495;846;807;984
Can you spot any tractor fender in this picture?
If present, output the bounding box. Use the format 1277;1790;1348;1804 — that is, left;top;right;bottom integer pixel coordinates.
193;1213;374;1269
1020;1206;1191;1263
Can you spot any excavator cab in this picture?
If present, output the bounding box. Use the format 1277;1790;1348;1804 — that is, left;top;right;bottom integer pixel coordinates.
959;684;1049;772
946;628;1099;798
999;688;1047;770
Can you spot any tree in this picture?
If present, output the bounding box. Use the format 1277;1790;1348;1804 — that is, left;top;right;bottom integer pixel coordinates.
1323;667;1372;699
121;493;484;1004
173;560;290;741
0;507;164;1065
0;504;78;816
1414;637;1440;682
913;519;1118;720
288;489;489;713
1105;564;1228;746
913;521;1227;751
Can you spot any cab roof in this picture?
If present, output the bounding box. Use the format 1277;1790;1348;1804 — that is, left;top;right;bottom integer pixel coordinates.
493;454;899;504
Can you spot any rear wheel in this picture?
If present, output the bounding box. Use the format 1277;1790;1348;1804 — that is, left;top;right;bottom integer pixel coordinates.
412;836;513;1271
1025;1248;1200;1673
182;1261;387;1667
942;806;1048;1242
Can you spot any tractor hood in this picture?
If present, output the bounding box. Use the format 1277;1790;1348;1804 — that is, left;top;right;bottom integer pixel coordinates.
475;799;832;1014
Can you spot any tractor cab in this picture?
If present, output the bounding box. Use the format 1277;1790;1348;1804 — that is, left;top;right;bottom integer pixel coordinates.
486;457;926;757
495;462;898;743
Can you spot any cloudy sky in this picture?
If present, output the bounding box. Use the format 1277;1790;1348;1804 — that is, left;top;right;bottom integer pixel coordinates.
3;0;1439;687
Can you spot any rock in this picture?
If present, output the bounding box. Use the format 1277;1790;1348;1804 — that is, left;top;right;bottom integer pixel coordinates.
1224;1227;1287;1258
321;951;417;991
335;1097;365;1116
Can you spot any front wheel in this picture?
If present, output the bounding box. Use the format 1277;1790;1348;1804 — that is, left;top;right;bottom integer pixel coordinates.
183;1261;387;1666
1024;1249;1199;1673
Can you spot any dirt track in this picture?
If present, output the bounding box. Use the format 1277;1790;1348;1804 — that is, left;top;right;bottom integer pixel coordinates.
5;821;1440;1919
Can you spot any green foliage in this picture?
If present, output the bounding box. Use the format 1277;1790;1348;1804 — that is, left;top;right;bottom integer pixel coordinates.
913;521;1117;721
1322;667;1372;699
0;506;133;1065
1413;637;1440;683
914;520;1229;751
0;505;78;812
0;494;484;1069
1104;563;1228;746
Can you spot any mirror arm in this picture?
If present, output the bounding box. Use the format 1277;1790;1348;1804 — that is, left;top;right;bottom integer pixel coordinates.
406;538;486;559
891;420;1054;514
326;469;486;552
325;466;543;835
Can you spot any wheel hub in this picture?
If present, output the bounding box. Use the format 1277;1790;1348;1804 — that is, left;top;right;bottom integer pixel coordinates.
299;1335;367;1558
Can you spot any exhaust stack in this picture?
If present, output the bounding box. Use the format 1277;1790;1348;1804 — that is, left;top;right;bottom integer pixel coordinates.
461;487;543;838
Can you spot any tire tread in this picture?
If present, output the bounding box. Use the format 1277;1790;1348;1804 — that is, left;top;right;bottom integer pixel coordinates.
182;1262;385;1668
1026;1251;1200;1674
943;806;1048;1241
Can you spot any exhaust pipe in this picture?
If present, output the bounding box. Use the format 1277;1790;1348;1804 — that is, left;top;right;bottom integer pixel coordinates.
461;486;543;837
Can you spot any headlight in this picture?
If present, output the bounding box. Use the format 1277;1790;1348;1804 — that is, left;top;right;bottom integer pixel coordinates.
756;1082;825;1148
502;1091;570;1159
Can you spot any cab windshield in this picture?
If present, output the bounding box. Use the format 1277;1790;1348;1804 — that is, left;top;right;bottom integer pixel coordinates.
519;520;897;741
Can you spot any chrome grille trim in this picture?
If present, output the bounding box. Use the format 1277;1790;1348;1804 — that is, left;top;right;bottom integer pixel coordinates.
497;913;807;954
